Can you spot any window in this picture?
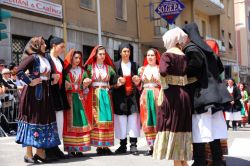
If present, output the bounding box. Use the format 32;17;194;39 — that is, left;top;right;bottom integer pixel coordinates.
228;33;233;49
221;30;225;46
80;0;95;11
12;35;30;65
82;45;94;64
114;50;120;62
201;21;206;38
116;0;127;20
248;12;250;31
224;65;232;79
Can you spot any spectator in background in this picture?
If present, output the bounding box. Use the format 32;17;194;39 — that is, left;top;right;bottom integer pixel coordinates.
2;68;17;90
9;62;17;73
0;68;17;136
238;83;248;128
225;79;242;131
0;59;11;88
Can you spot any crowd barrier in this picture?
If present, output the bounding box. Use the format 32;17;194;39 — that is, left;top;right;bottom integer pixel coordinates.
0;89;19;137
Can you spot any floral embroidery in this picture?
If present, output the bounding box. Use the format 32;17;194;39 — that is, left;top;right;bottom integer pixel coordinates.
33;131;39;139
16;121;61;149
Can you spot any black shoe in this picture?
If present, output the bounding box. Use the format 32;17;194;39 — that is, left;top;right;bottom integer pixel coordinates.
103;147;113;155
130;146;139;155
222;160;227;166
24;156;38;163
54;147;68;159
33;154;53;163
144;149;153;156
115;146;127;154
70;152;84;157
96;147;105;155
76;152;84;157
191;162;206;166
211;160;226;166
45;148;59;161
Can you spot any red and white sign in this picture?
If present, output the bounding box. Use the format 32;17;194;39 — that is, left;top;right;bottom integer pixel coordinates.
0;0;62;18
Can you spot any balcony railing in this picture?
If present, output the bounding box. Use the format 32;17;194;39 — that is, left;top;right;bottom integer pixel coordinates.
194;0;224;15
209;0;224;9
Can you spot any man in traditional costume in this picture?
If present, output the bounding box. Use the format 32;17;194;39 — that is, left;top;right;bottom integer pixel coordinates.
183;22;231;166
112;43;140;155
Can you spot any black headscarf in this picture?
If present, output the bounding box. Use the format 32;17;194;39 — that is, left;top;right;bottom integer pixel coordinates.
118;43;131;54
118;43;133;61
46;35;64;51
182;22;213;54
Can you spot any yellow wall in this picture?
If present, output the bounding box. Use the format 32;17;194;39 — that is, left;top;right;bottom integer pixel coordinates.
65;0;138;39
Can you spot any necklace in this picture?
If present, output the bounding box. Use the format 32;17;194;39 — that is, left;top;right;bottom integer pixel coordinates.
95;63;107;80
71;67;80;82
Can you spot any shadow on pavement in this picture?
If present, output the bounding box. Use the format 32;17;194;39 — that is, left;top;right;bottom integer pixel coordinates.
225;156;250;166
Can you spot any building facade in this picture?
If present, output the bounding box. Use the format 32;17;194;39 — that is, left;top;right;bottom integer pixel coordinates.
0;0;239;79
137;0;237;80
234;0;250;83
0;0;139;65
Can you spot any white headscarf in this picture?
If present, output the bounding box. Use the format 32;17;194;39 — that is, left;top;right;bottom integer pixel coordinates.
162;27;188;50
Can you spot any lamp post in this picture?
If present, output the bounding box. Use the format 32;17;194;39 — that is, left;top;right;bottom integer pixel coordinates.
97;0;102;45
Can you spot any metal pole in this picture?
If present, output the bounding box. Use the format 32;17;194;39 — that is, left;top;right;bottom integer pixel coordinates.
62;0;67;56
97;0;102;45
235;23;243;83
235;30;240;83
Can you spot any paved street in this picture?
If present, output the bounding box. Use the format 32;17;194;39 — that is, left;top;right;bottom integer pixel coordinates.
0;127;250;166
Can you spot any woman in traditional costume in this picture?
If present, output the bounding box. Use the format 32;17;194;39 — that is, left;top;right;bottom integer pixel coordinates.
238;83;248;127
152;27;192;166
63;49;92;156
84;46;117;155
136;48;161;156
45;36;69;160
15;37;60;163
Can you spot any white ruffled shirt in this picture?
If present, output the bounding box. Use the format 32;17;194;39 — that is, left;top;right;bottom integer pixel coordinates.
121;61;131;76
94;64;108;80
51;56;63;73
38;56;51;80
141;65;159;81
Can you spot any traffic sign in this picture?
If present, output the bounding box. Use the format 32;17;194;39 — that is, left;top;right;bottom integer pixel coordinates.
0;9;11;40
155;0;185;25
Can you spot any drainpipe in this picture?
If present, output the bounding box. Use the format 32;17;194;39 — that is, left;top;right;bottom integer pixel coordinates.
97;0;102;45
191;0;194;22
62;0;67;56
136;0;142;65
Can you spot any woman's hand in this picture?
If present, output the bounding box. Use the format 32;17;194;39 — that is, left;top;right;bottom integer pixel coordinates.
52;74;60;85
132;75;140;86
65;81;71;89
83;78;92;87
29;78;42;86
230;101;235;105
117;77;126;86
